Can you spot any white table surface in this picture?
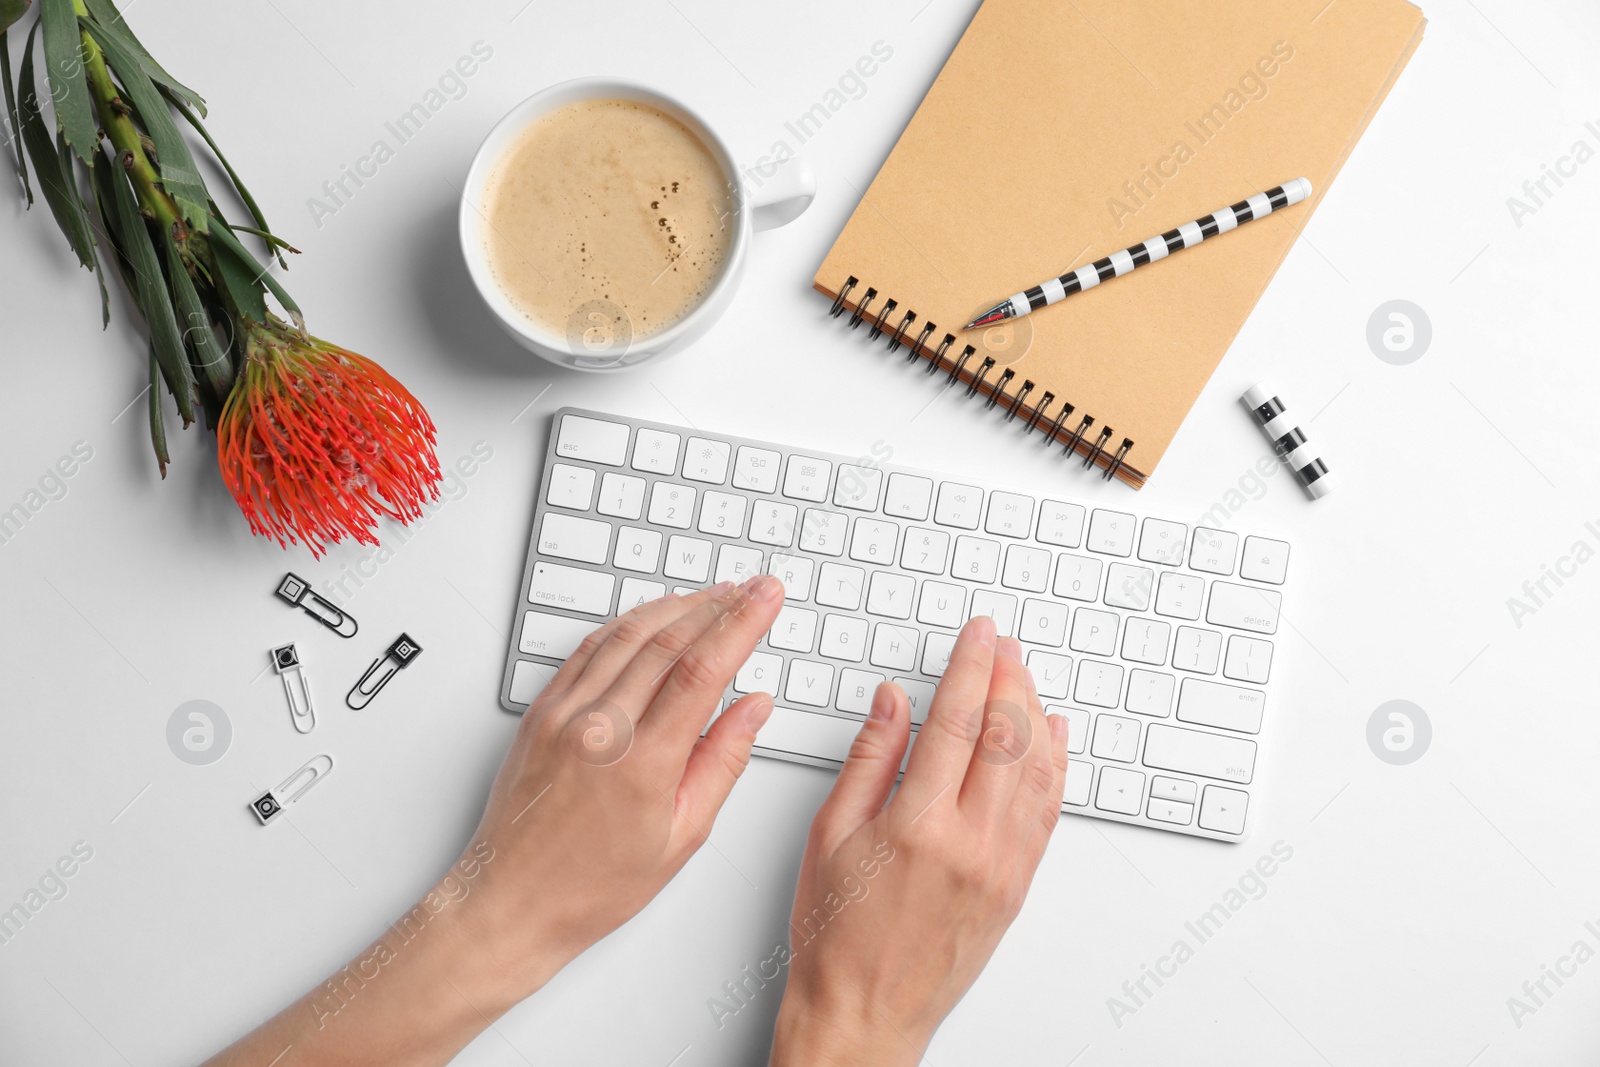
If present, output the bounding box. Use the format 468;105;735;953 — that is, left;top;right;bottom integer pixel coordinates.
4;0;1599;1063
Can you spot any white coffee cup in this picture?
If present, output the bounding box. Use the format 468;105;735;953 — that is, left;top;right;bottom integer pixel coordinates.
459;78;816;372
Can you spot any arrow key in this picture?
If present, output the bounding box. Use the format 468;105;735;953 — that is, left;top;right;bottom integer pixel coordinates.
1094;766;1145;816
1198;785;1249;835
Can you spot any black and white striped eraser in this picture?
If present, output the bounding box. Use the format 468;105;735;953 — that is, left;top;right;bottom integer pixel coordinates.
1242;381;1332;500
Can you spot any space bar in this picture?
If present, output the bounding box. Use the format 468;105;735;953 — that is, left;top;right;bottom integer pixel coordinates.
754;707;861;764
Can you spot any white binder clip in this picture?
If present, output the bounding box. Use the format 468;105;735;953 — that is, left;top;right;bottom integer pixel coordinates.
346;634;423;710
274;573;359;637
270;643;317;734
250;753;334;826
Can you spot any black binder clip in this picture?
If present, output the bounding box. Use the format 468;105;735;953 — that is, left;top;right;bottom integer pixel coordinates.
274;573;358;638
347;634;423;710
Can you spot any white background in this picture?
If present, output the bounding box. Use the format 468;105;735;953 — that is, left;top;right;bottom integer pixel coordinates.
3;0;1598;1063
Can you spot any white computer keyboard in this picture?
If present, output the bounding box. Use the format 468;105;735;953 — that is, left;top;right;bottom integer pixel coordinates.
501;408;1292;842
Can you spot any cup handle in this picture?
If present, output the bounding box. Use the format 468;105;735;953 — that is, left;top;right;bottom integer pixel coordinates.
747;155;817;232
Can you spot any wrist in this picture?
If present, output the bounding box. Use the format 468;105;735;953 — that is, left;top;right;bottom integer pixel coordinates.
770;985;929;1067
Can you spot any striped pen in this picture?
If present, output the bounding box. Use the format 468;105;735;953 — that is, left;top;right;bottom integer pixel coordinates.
964;178;1313;329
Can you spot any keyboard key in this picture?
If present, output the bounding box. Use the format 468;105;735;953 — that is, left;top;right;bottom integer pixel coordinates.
1151;775;1197;803
866;571;916;619
984;492;1034;537
896;677;937;725
715;544;764;585
816;562;866;610
509;660;558;705
1154;572;1204;620
519;610;603;658
850;518;900;564
1103;562;1154;611
1121;619;1171;665
768;604;819;655
1189;528;1239;574
1055;706;1090;754
1095;766;1145;815
733;446;781;492
697;491;748;537
756;705;859;763
768;553;816;601
883;473;933;520
734;651;783;694
1206;582;1282;634
1053;554;1103;601
1174;626;1222;674
1241;536;1290;585
783;456;832;502
1086;509;1135;556
1125;669;1175;717
799;509;849;556
1091;714;1139;762
969;590;1019;636
1036;500;1086;548
785;659;834;708
837;668;885;714
934;482;983;529
683;437;731;483
1137;519;1188;565
1018;598;1069;648
870;624;919;672
1198;785;1249;834
614;526;663;572
1144;724;1256;784
618;577;666;610
528;561;616;616
916;581;966;627
631;427;680;474
952;536;1001;583
901;528;951;574
1176;678;1265;733
597;472;645;520
749;500;798;547
1062;759;1093;806
819;614;869;661
1069;608;1119;656
1223;635;1274;684
663;535;713;583
557;414;629;465
648;482;696;529
1024;651;1072;698
538;512;611;565
1073;659;1123;708
547;463;597;510
834;465;883;511
1147;798;1194;825
1001;545;1051;592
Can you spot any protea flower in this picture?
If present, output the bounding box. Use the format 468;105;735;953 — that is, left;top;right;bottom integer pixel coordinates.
218;317;441;558
4;0;441;554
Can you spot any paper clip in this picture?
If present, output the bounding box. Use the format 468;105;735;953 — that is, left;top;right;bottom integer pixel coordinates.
274;573;358;638
250;753;335;826
346;634;423;710
270;643;317;734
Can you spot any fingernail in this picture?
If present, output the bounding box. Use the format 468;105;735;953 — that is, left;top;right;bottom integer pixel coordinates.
746;574;782;601
967;614;997;647
746;695;775;731
999;636;1022;662
869;683;895;723
1047;713;1067;744
710;580;735;596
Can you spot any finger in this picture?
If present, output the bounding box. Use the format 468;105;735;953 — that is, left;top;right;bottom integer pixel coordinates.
1022;713;1070;873
672;692;776;843
628;574;786;744
958;637;1033;817
814;683;911;845
540;583;732;705
898;616;996;817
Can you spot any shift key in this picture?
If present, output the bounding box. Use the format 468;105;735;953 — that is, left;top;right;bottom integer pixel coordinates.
1142;724;1256;785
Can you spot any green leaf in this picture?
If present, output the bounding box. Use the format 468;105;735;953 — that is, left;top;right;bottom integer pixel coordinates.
81;16;207;232
163;230;231;397
54;130;110;325
2;28;33;202
18;22;94;266
39;0;96;167
147;344;168;476
1;0;30;36
165;92;285;264
207;215;300;330
206;217;267;324
80;0;204;116
103;132;195;425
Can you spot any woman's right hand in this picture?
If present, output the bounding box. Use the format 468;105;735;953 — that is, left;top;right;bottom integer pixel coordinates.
770;616;1069;1066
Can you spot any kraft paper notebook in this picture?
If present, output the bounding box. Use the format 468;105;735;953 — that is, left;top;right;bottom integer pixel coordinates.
814;0;1424;488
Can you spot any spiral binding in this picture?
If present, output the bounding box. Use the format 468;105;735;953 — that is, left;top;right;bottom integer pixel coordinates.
826;275;1135;482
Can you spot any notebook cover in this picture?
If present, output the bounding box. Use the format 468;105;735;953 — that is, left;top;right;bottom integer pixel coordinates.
814;0;1424;487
